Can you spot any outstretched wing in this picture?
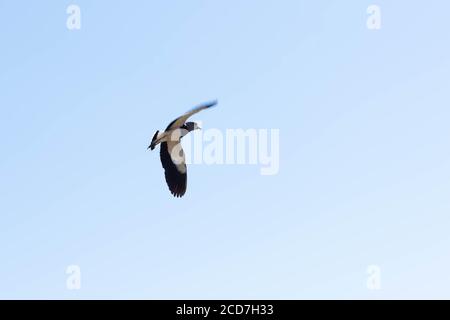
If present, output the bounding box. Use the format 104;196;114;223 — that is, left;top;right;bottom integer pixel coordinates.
165;100;217;131
160;140;187;197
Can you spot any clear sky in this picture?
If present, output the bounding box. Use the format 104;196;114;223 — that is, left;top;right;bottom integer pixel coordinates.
1;1;449;299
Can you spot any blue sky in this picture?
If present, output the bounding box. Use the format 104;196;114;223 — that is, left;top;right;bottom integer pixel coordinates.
1;1;449;299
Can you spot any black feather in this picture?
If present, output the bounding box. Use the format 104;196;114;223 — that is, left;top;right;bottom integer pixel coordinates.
159;142;187;197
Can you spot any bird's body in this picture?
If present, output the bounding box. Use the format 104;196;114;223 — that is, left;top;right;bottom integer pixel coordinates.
148;101;217;197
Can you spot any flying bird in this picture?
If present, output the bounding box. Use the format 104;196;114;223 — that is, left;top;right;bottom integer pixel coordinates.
148;101;218;197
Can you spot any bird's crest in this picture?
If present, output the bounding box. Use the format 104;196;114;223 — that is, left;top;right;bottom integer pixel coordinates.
149;130;159;150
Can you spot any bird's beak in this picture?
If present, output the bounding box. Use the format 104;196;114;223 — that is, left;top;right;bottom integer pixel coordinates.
198;126;202;130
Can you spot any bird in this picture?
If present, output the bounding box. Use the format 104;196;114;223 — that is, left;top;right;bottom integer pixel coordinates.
148;100;218;197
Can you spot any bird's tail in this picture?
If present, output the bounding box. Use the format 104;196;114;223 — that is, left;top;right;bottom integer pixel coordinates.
148;130;160;150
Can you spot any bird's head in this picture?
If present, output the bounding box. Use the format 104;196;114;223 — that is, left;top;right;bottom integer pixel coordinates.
184;122;201;132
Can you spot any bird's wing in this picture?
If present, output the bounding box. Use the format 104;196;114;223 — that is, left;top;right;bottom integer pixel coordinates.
160;139;187;197
165;100;217;131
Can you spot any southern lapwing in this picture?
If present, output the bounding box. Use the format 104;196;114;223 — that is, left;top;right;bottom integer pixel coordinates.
148;101;218;197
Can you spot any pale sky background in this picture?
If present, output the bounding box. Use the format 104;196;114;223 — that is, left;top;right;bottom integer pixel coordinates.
1;1;449;299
